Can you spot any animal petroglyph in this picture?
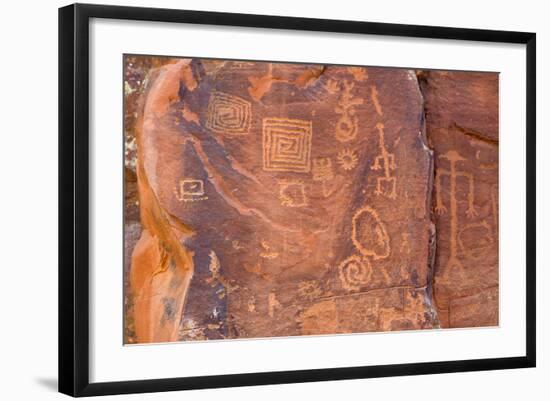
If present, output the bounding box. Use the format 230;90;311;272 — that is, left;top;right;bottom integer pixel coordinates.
338;255;373;291
335;80;364;142
352;205;391;260
337;148;359;171
278;180;308;207
435;150;478;273
206;91;251;135
263;118;313;173
371;123;397;199
173;178;208;202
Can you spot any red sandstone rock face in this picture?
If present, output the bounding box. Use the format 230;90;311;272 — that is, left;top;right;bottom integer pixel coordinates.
419;71;499;328
124;57;498;344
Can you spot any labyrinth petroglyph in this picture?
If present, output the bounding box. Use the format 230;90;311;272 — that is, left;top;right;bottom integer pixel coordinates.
262;118;312;173
206;91;251;135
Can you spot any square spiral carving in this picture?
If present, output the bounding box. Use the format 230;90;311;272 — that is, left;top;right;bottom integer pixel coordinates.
262;118;313;173
206;91;251;135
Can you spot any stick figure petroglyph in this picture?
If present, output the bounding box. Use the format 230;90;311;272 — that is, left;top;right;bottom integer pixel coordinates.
371;123;397;199
435;150;478;275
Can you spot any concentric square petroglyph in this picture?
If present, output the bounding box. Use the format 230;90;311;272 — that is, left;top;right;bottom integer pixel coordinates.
262;118;312;173
206;91;251;135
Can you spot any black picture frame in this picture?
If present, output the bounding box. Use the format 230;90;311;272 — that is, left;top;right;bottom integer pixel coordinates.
59;3;536;397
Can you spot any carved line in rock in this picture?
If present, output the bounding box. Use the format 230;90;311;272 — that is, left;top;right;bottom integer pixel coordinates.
206;91;251;135
263;118;313;173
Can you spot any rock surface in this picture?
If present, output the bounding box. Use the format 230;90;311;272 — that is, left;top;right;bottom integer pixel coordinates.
124;57;498;343
419;71;499;328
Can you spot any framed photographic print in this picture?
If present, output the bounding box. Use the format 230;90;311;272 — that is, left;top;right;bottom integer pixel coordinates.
58;3;536;397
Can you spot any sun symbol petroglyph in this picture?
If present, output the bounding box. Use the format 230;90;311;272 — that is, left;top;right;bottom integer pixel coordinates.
338;255;373;291
336;149;359;171
351;205;391;260
173;178;208;202
278;180;307;207
435;150;478;273
263;118;313;173
334;80;364;142
205;91;251;135
371;123;397;199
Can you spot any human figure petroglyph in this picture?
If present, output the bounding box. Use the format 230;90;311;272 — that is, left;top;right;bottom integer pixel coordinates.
335;80;364;142
435;150;478;274
371;123;397;199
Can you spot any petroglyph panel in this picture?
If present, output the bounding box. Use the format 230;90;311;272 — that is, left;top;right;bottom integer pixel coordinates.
124;56;498;343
